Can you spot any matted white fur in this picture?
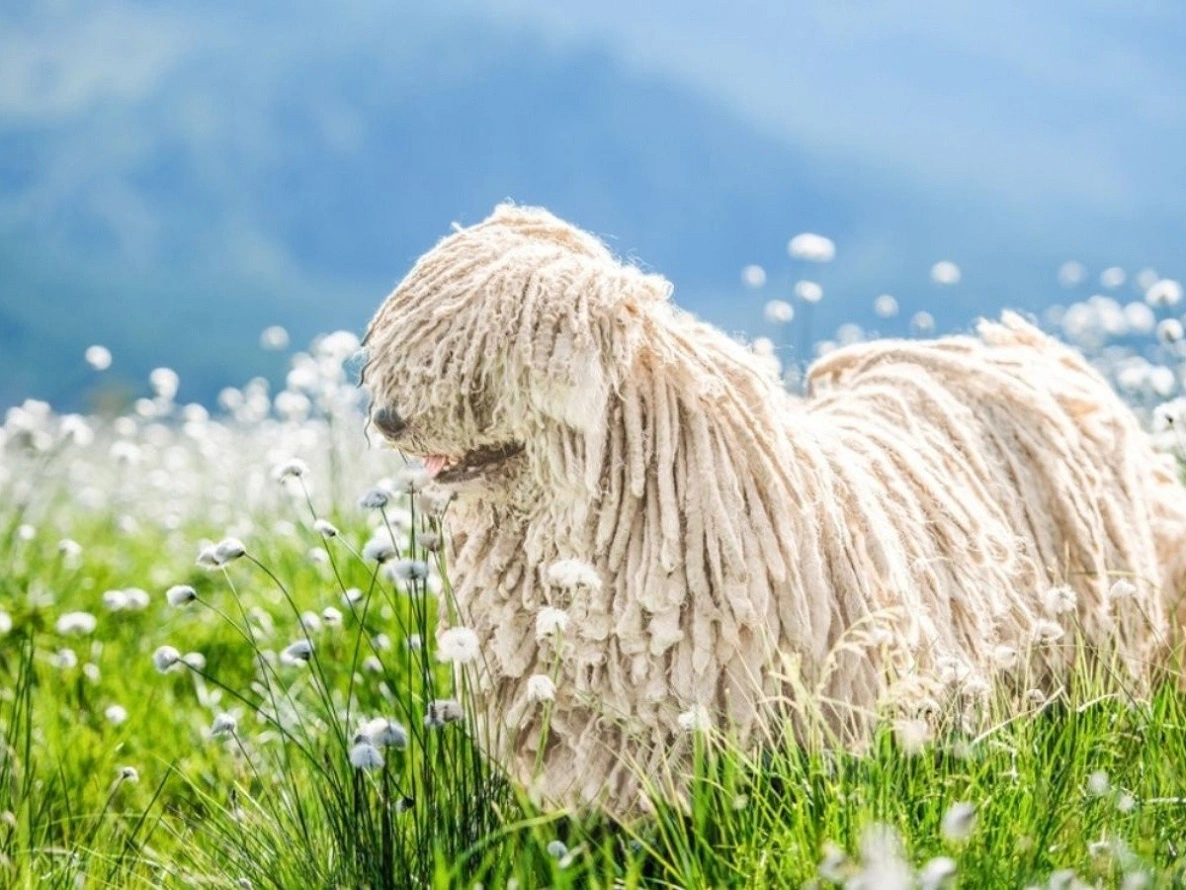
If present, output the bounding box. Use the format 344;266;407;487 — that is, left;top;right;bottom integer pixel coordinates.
362;204;1186;814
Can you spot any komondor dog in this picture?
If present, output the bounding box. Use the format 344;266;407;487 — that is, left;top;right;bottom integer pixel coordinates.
362;204;1186;814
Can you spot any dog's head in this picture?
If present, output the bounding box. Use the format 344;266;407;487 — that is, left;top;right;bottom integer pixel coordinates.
361;204;670;492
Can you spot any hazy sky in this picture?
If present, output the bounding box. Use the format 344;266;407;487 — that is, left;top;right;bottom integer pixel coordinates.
480;0;1186;219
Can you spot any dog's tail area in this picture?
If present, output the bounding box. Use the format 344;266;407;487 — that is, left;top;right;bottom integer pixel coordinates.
978;311;1186;631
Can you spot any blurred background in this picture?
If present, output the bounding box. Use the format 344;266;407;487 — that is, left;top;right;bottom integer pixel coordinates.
2;0;1184;410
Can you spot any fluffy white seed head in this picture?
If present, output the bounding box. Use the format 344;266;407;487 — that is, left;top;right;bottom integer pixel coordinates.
763;299;794;324
545;559;601;591
1042;584;1077;616
85;344;113;370
741;264;766;288
677;704;712;733
349;742;384;771
930;261;961;285
436;626;479;664
526;674;557;703
153;645;182;673
272;458;309;482
167;585;197;607
535;607;570;640
281;640;314;665
213;537;247;564
787;232;835;263
424;698;464;728
940;801;977;841
55;611;97;636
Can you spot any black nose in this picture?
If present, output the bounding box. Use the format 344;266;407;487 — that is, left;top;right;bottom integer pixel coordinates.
373;406;408;438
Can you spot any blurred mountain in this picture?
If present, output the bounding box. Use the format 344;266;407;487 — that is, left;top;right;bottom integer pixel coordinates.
1;1;1182;409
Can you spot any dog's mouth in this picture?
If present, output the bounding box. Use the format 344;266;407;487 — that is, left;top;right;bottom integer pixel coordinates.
422;442;525;484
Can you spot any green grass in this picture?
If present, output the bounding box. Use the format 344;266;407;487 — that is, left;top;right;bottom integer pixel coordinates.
3;454;1186;889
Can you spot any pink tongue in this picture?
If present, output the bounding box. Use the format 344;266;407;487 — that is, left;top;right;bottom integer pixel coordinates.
423;454;451;478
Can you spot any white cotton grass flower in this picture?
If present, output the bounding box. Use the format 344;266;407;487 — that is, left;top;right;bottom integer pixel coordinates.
1033;619;1065;646
149;367;179;400
260;324;290;350
535;607;570;640
855;823;912;890
391;559;429;582
1145;278;1183;308
213;537;247;564
1108;579;1137;603
1058;261;1087;288
358;488;390;510
545;559;601;591
395;466;432;493
211;712;239;736
436;626;479;664
322;606;343;625
741;264;766;288
105;704;128;725
892;717;931;755
182;652;206;671
362;655;383;673
677;704;711;733
292;612;320;637
0;612;11;635
787;232;836;263
342;588;364;606
54;648;78;669
272;458;309;482
919;856;957;890
362;535;396;563
940;801;977;841
817;841;848;882
794;280;823;303
763;299;794;324
991;644;1018;671
117;766;140;784
313;519;339;538
1124;301;1156;334
1116;791;1136;813
930;261;961;286
359;717;408;749
911;311;936;334
281;640;314;665
1156;318;1183;345
55;611;97;636
1100;266;1127;289
153;646;182;673
526;674;557;703
58;538;82;561
167;585;197;607
873;294;899;318
349;741;384;771
424;698;464;727
124;588;150;610
1087;770;1111;797
102;589;130;611
1042;584;1077;616
85;344;113;370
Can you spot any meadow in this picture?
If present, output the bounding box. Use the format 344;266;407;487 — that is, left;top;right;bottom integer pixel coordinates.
3;289;1186;889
